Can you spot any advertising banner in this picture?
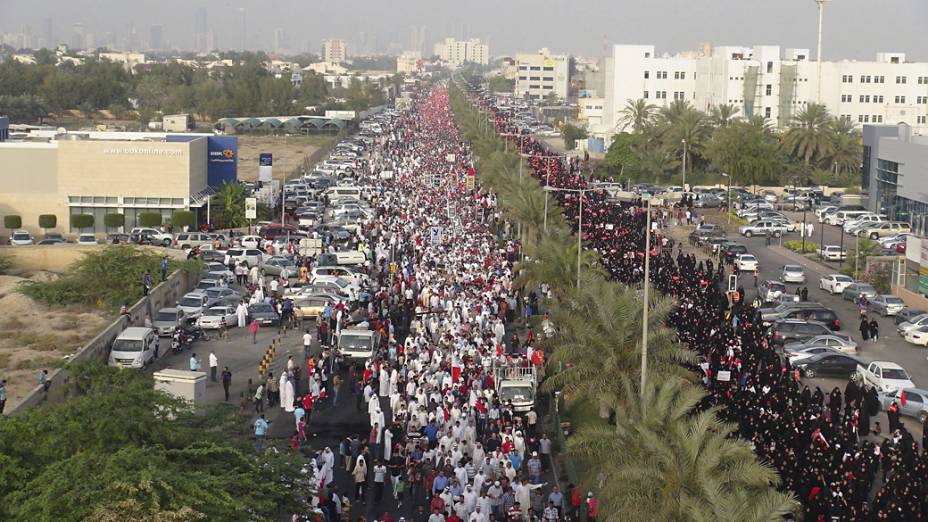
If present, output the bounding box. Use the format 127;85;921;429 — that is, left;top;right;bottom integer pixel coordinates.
245;197;257;220
259;153;273;182
166;135;238;186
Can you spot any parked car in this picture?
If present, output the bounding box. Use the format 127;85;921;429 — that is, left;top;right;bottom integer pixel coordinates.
868;295;906;316
239;235;262;249
152;307;186;337
792;352;864;378
225;248;266;267
780;264;806;284
9;229;34;246
759;280;788;303
108;327;159;369
174;233;214;250
785;345;844;364
878;388;928;423
904;325;928;346
783;333;859;354
897;314;928;336
841;283;878;302
77;234;99;245
196;306;238;329
768;319;834;347
693;194;722;208
818;245;848;262
190;278;223;295
37;238;66;245
259;256;299;278
203;287;241;307
176;292;210;319
738;221;788;238
819;274;854;294
855;361;916;393
895;308;927;325
859;221;911;239
247;303;280;326
129;227;173;247
734;254;759;272
723;243;748;263
289;296;334;318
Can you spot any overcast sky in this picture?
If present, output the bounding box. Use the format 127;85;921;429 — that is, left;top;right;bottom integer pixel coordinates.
1;0;925;61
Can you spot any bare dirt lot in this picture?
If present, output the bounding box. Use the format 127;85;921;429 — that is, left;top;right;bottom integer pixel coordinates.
236;135;335;182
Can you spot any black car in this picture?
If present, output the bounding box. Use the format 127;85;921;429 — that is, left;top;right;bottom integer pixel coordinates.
895;308;927;326
724;243;748;263
768;319;833;347
248;303;280;326
792;353;863;378
36;238;67;245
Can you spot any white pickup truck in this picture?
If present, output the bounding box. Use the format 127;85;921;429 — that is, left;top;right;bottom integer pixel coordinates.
493;362;538;413
855;361;916;393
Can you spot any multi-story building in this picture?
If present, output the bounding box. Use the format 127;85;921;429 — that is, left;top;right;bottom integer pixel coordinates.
597;44;928;144
397;51;422;74
862;123;928;235
514;49;570;100
433;38;489;67
322;39;348;65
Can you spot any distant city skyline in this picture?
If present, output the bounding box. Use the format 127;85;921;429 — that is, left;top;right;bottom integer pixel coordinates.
0;0;925;61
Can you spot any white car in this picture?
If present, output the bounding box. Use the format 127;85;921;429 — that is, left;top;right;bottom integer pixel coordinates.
734;254;759;272
311;274;363;296
9;229;34;246
843;214;883;234
780;264;806;284
786;346;844;364
904;325;928;346
818;245;847;261
196;306;238;329
898;314;928;336
819;274;854;294
240;235;262;249
176;292;210;319
77;233;98;245
129;227;173;247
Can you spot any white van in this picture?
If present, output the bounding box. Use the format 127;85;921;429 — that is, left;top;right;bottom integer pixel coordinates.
317;251;367;267
326;186;362;201
108;327;159;368
827;210;868;226
337;328;381;361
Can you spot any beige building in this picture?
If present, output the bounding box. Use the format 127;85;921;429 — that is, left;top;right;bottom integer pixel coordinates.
397;51;422;74
433;38;489;67
322;39;348;65
0;133;210;236
515;49;570;100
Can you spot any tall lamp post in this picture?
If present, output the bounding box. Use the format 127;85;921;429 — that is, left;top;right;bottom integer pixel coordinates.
523;153;562;231
640;193;653;408
681;139;687;191
544;185;588;289
721;173;732;224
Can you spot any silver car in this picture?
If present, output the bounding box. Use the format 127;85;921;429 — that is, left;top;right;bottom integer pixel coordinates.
152;307;186;336
897;314;928;335
780;264;806;284
259;256;299;278
783;333;859;354
869;295;906;316
878;388;928;423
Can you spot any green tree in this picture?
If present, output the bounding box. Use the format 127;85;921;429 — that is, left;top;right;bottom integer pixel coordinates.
0;362;303;521
172;210;196;230
561;123;588;150
3;215;22;234
826;117;863;178
637;144;677;184
704;121;786;186
617;98;657;133
71;214;94;232
487;76;515;93
38;214;57;234
138;212;162;228
568;378;798;521
603;133;644;179
784;103;833;166
103;213;125;232
213;182;248;229
708;103;741;127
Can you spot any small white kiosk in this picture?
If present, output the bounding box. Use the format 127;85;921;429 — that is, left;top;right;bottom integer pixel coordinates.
153;369;207;407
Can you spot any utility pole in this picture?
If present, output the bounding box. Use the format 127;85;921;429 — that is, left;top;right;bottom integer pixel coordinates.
815;0;829;103
681;139;687;190
641;195;652;409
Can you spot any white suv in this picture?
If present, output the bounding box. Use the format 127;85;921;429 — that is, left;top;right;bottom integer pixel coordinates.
9;229;34;246
819;274;854;294
130;227;173;246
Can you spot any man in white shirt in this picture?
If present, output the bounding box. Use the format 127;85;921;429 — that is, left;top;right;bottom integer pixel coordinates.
209;351;219;382
303;330;313;359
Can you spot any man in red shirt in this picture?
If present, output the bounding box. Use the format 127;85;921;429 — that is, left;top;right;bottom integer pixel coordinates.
586;492;598;522
569;483;582;520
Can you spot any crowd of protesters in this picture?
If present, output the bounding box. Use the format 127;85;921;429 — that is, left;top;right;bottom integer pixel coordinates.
481;94;928;520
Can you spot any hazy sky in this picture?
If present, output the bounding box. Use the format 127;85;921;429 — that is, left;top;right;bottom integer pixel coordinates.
1;0;925;60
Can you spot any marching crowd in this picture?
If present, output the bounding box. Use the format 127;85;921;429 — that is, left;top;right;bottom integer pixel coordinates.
283;85;596;522
487;96;928;519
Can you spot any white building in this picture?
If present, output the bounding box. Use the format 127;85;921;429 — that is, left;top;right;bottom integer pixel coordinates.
322;39;348;65
433;38;489;67
397;51;422;74
597;44;928;143
514;49;570;100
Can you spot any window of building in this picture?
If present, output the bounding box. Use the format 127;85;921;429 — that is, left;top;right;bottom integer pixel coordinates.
518;65;528;70
842;75;853;83
657;91;667;99
875;95;884;103
896;76;907;84
644;71;650;79
875;115;883;123
518;76;527;81
863;115;870;123
877;76;885;83
858;115;864;123
542;85;553;90
767;61;773;73
643;91;649;99
895;96;906;104
529;85;540;89
657;71;667;79
840;94;851;102
841;114;852;122
673;91;685;100
543;66;554;71
918;96;927;104
918;76;928;85
765;84;772;95
765;107;771;118
529;76;540;81
918;116;927;124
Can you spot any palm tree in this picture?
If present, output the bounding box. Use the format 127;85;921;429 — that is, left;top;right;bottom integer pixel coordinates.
516;230;599;296
656;99;695;127
617;98;657;133
784;103;833;166
214;181;247;229
709;103;740;127
543;279;692;417
826;117;862;177
568;378;798;521
637;144;678;184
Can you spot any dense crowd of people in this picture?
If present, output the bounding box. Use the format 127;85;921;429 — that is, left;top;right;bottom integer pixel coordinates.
480;93;928;520
286;85;590;521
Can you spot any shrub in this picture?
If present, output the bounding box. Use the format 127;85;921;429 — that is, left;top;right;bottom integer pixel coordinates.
0;255;12;274
783;240;819;254
4;215;22;230
138;212;162;228
38;214;57;232
18;246;202;309
172;210;196;230
103;213;124;231
71;214;95;231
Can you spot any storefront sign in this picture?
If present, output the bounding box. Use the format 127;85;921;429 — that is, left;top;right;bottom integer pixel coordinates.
103;147;183;157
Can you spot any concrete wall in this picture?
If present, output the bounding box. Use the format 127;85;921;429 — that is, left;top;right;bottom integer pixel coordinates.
7;267;197;414
57;140;193;198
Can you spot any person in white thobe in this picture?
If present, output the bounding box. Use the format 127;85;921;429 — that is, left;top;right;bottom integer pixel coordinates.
236;302;248;328
280;372;295;412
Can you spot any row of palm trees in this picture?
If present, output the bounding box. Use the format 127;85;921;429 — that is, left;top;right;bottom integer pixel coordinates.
449;83;798;521
611;97;862;188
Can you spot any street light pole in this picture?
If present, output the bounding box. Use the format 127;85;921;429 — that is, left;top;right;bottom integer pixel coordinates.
681;139;687;190
721;173;731;224
641;196;652;407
